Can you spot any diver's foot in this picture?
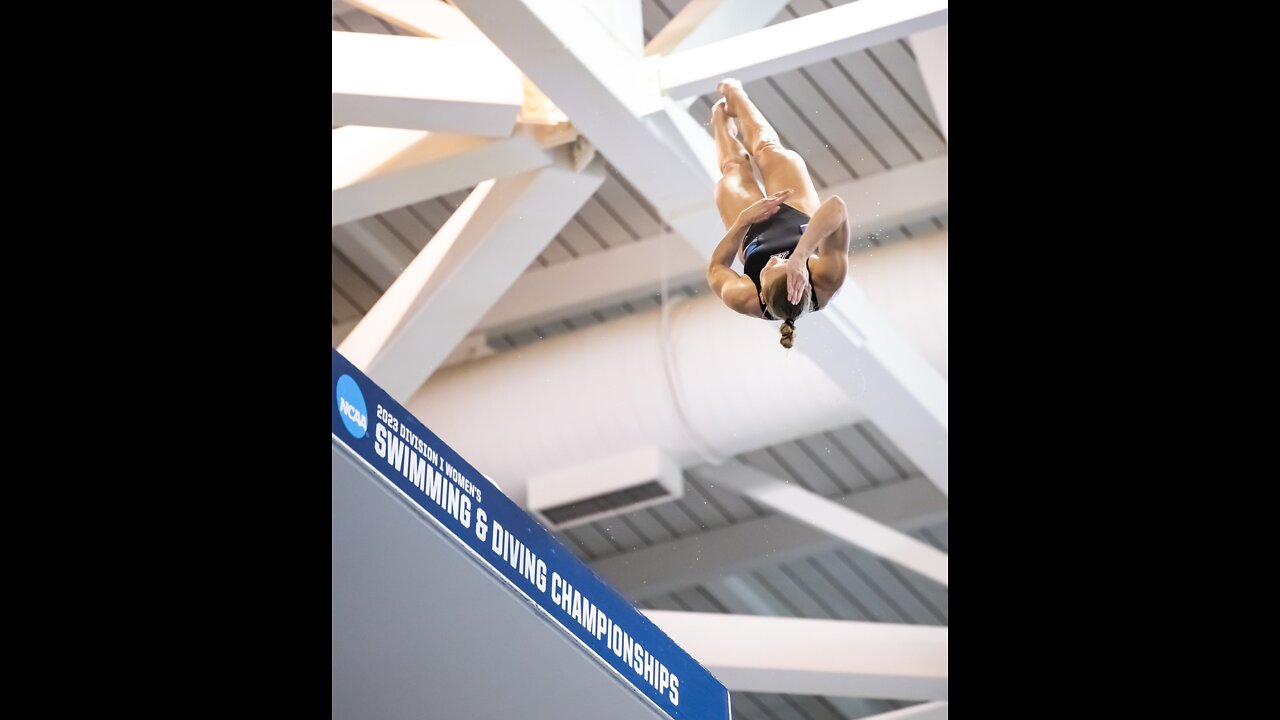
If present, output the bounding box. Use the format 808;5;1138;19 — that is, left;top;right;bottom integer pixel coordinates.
716;77;744;100
711;98;738;137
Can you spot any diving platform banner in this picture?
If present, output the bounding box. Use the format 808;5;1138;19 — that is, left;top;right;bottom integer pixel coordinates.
332;348;730;720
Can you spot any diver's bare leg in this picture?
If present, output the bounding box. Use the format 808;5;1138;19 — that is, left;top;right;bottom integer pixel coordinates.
717;78;821;217
712;97;765;230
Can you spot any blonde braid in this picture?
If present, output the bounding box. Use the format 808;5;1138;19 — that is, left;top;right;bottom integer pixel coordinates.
779;319;796;349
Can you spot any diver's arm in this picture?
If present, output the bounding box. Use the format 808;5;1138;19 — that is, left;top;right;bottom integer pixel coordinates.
707;222;762;318
785;195;848;304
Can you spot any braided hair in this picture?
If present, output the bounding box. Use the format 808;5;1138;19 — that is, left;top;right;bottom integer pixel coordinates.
779;319;797;348
762;273;812;349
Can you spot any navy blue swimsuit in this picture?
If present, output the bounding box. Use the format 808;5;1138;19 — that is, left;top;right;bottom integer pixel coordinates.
742;204;820;320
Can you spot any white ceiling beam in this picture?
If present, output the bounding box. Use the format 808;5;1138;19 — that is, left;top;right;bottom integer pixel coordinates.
660;0;949;99
331;122;576;226
450;0;725;251
342;0;492;42
340;0;571;128
336;312;497;365
647;0;792;111
650;0;788;110
862;702;948;720
842;156;950;235
646;0;791;57
478;231;701;336
332;319;360;347
339;149;604;400
332;31;522;135
473;157;947;336
332;220;415;289
590;476;947;599
707;575;779;616
457;0;659;118
643;611;948;700
440;333;497;367
909;26;948;140
583;0;643;51
688;579;944;720
700;462;947;586
451;0;948;492
809;284;950;495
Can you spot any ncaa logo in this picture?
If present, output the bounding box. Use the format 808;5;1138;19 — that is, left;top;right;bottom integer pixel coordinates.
336;374;368;439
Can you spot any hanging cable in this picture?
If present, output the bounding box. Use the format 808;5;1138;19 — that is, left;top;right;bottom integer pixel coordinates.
656;221;727;465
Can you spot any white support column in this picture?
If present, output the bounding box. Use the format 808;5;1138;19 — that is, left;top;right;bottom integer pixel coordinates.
332;31;522;135
339;149;605;400
646;0;791;57
909;26;948;140
701;463;947;586
660;0;949;99
332;123;576;226
590;477;947;599
644;611;948;700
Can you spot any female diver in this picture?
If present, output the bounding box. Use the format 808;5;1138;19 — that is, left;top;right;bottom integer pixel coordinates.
706;78;852;348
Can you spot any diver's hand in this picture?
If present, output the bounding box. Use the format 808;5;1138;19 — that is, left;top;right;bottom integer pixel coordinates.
736;189;793;226
785;256;810;305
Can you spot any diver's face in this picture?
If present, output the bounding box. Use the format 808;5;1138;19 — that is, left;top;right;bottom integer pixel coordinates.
758;255;788;302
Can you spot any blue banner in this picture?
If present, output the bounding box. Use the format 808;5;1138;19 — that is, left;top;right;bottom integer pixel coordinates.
332;348;729;720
